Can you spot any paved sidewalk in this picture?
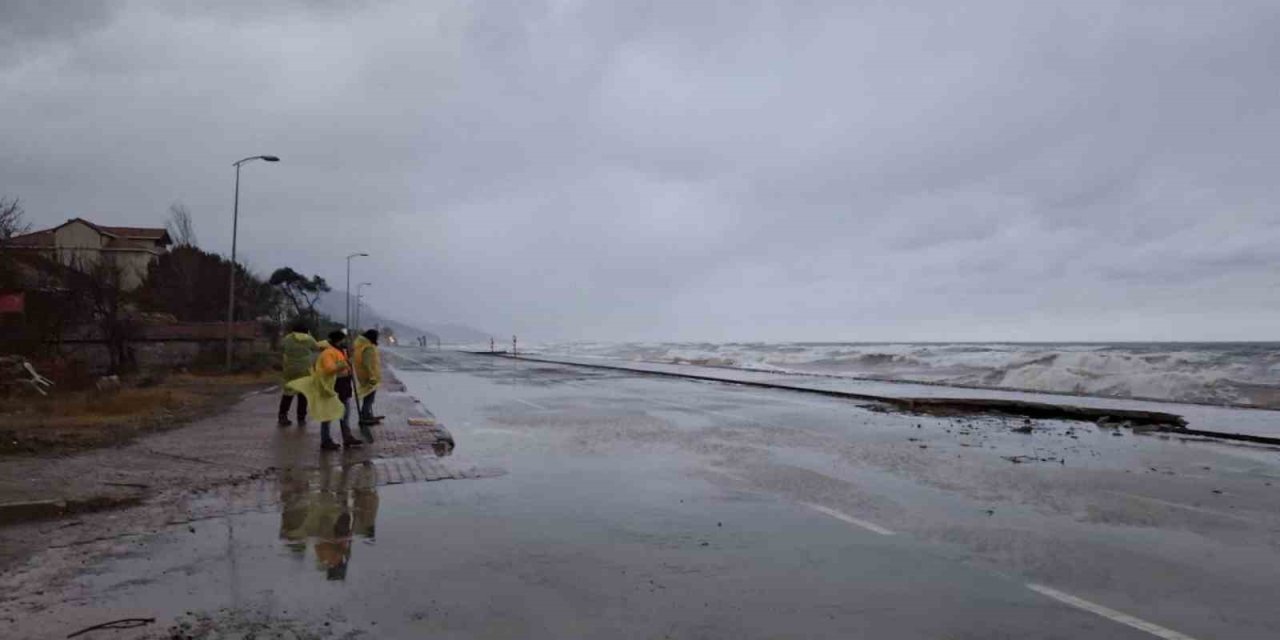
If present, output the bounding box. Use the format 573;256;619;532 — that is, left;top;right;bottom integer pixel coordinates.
0;368;456;569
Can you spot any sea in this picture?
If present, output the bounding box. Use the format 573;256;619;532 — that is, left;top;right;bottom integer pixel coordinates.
526;342;1280;410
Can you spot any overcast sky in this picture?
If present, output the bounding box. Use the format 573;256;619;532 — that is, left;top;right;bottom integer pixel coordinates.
3;1;1279;342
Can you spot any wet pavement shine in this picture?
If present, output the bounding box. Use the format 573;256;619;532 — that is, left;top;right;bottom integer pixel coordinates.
4;349;1280;639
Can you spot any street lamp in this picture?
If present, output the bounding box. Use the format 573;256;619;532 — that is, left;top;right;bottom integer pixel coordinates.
225;154;280;369
345;252;369;331
355;282;372;331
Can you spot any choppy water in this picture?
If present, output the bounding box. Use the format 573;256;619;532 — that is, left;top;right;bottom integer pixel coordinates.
529;342;1280;408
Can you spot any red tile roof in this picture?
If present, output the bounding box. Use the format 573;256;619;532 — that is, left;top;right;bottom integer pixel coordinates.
1;219;171;248
99;225;170;242
1;229;54;248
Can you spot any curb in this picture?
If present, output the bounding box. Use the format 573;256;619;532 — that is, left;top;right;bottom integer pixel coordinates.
0;499;65;525
0;495;145;527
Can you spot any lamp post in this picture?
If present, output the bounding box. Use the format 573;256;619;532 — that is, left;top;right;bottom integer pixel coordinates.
355;282;372;332
225;154;280;370
345;252;369;331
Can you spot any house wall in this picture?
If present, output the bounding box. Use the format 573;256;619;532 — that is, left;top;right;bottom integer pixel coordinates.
111;250;154;290
52;220;105;268
50;221;157;290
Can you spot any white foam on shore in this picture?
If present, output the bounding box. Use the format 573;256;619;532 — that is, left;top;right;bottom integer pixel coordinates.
528;342;1280;408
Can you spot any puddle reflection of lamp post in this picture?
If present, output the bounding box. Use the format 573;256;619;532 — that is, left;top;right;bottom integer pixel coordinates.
225;154;280;370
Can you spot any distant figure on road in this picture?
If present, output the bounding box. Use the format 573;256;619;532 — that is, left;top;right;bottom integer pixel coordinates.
354;329;383;435
288;330;362;451
278;322;323;427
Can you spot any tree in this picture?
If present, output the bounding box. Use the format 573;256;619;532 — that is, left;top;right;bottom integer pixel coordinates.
138;246;278;323
268;267;331;328
165;202;197;247
64;254;138;373
0;196;29;240
0;197;32;297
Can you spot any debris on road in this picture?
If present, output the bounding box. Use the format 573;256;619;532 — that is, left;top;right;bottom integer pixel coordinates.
1001;455;1061;464
66;616;155;638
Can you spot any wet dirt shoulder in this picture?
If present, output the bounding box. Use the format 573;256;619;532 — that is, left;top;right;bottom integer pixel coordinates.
0;372;277;456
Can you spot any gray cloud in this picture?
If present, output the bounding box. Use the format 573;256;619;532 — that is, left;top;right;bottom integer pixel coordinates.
3;0;1279;341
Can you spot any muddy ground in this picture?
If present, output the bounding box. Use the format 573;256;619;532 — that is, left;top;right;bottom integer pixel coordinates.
0;370;277;456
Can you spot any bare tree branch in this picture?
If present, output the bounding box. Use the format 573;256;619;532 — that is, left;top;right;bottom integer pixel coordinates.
165;202;197;247
268;267;330;327
65;253;139;374
0;196;30;240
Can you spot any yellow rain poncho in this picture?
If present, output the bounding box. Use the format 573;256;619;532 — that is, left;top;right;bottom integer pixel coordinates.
353;335;381;399
286;345;349;423
280;331;321;392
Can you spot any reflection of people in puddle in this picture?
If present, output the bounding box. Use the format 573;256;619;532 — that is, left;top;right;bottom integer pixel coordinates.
277;460;379;581
353;484;379;539
314;506;353;580
277;467;311;554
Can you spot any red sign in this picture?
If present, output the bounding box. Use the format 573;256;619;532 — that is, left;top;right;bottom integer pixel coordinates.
0;292;24;314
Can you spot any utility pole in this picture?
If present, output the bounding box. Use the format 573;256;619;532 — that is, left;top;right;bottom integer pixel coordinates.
224;154;279;370
355;282;372;332
344;253;368;331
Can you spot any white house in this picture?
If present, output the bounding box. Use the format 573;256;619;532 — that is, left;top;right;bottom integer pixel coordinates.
3;218;172;290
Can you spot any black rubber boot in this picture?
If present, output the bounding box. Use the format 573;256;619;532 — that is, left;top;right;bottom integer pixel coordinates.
278;395;295;426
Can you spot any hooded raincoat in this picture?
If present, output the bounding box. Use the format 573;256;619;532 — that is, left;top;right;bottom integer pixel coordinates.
286;344;349;422
280;331;320;392
353;335;381;399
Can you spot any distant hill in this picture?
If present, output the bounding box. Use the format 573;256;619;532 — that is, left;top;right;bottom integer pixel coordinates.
313;290;437;343
314;291;488;345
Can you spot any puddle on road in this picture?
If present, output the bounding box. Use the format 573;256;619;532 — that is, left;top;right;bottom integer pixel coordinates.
18;459;964;639
277;462;381;582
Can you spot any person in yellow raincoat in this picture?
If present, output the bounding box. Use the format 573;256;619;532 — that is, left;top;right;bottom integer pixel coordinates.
278;322;323;426
287;330;362;450
354;329;383;430
277;467;311;554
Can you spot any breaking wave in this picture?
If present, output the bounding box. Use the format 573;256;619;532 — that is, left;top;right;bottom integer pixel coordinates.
533;342;1280;408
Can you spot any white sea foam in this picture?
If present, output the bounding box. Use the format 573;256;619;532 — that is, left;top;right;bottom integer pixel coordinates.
530;342;1280;408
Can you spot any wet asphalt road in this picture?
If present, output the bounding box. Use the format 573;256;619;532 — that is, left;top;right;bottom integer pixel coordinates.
16;349;1280;638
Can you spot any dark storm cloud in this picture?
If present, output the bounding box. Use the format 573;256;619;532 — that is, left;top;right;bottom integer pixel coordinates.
0;1;115;62
3;1;1279;341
